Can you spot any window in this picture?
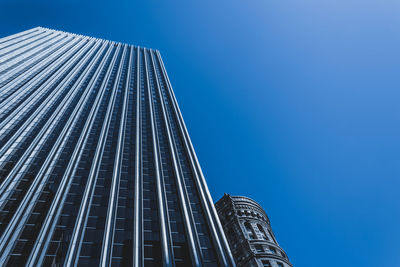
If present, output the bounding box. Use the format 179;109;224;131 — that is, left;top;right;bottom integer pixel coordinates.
277;263;284;267
261;260;271;267
244;222;256;239
269;246;277;254
255;245;264;252
257;224;269;240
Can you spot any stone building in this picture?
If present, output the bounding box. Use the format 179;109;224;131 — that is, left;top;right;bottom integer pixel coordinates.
215;194;292;267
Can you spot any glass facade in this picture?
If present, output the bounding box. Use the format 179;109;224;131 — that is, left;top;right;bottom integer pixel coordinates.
0;27;235;267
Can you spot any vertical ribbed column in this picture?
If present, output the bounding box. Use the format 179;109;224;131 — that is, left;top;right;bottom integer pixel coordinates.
0;38;92;207
133;46;143;267
64;44;124;266
0;27;41;48
0;30;53;63
0;30;55;69
0;32;70;105
0;39;102;263
26;42;116;267
154;51;236;266
99;45;132;266
0;33;73;89
144;48;175;267
148;50;202;266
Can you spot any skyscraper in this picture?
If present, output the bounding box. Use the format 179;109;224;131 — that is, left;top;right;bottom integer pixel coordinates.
215;195;291;267
0;27;235;267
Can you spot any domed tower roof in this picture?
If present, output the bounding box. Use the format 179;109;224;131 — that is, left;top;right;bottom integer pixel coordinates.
229;195;270;222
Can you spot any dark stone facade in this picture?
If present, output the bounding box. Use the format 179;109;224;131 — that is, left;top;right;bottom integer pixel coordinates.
215;194;292;267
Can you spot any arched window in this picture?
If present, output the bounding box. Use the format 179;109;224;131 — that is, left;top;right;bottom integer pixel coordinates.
244;222;256;239
257;224;269;240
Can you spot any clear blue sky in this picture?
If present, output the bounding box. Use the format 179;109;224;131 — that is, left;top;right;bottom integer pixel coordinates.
1;1;399;266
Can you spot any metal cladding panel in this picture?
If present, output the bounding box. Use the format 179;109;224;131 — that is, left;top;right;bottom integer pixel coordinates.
0;27;235;267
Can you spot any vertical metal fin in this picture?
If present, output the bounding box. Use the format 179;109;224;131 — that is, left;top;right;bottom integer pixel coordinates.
143;48;174;267
26;41;114;267
100;45;133;266
64;45;125;266
155;51;236;267
133;46;143;267
149;50;203;267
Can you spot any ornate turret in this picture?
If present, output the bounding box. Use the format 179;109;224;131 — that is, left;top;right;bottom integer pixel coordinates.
215;194;292;267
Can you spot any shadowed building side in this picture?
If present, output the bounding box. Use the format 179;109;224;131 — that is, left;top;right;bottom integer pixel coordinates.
215;194;292;267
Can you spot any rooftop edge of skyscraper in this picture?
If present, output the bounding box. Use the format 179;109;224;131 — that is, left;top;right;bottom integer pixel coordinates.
4;26;161;53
